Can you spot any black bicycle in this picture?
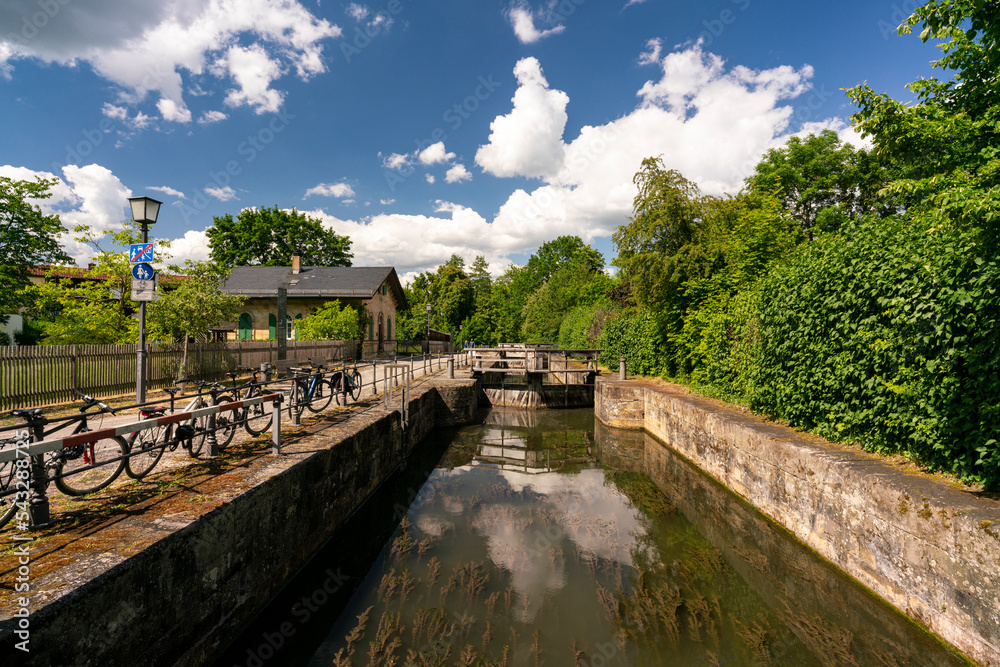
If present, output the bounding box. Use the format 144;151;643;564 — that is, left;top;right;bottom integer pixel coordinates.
2;393;127;503
289;360;334;419
227;366;274;436
331;359;362;405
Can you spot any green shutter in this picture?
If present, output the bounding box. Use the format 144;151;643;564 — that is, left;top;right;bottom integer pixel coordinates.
238;313;252;340
268;313;277;339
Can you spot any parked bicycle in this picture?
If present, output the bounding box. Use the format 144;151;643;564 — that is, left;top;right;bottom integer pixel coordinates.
288;360;334;419
224;366;275;436
124;379;237;479
0;393;126;523
330;359;363;405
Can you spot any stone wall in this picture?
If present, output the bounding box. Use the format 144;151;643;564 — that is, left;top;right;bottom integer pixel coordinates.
0;377;478;667
595;377;1000;666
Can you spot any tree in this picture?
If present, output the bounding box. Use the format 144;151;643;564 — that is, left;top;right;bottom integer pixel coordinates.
147;261;246;378
745;130;883;237
296;300;363;342
0;176;72;323
25;220;171;345
206;207;353;267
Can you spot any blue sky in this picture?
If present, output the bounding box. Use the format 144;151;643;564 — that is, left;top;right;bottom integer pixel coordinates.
1;0;940;282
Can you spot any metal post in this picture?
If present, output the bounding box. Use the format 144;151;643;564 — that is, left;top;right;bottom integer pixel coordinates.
277;287;287;361
271;396;282;455
448;358;454;378
619;357;626;381
205;410;219;457
136;221;148;404
26;422;50;528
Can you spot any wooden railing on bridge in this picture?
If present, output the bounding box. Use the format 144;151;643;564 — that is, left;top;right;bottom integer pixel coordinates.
468;345;601;383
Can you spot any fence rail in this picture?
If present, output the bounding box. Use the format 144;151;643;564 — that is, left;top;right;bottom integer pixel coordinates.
0;340;360;410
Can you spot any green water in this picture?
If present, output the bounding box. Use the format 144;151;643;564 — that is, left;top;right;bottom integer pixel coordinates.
305;408;966;667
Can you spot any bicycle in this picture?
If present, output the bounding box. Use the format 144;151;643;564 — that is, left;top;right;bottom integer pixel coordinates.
331;359;363;405
2;393;127;504
124;380;237;479
225;366;274;436
288;360;334;419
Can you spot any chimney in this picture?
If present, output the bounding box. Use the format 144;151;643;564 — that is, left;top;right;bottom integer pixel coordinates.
291;255;301;275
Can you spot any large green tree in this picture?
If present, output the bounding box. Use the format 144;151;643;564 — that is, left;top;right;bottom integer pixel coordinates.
0;176;72;323
745;130;888;238
206;207;353;267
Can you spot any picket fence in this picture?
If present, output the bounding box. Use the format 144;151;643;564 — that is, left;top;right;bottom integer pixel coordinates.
0;340;359;410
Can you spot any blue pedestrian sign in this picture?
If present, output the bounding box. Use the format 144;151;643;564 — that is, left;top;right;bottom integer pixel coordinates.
131;263;155;281
129;243;154;263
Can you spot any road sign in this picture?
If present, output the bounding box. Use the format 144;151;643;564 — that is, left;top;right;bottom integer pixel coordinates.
131;262;155;281
131;276;158;301
129;243;154;263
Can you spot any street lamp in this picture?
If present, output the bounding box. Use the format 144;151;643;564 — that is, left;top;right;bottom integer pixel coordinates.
128;196;161;404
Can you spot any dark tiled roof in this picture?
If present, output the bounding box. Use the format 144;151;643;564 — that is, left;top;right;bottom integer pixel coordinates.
221;266;409;310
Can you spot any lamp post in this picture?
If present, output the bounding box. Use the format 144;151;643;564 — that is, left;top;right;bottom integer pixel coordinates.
128;196;161;404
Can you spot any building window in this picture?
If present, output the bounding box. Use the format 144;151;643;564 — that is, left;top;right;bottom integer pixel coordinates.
286;315;295;340
238;313;253;340
268;314;277;339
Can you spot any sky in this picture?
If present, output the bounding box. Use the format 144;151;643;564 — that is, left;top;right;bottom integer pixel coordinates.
0;0;943;283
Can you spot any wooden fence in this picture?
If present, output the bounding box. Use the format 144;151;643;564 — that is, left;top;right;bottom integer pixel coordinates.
0;340;359;410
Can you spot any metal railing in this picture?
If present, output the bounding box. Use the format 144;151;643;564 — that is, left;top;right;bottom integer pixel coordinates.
0;352;473;530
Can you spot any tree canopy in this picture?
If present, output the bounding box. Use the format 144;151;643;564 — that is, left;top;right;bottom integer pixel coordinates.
0;176;72;322
206;207;353;268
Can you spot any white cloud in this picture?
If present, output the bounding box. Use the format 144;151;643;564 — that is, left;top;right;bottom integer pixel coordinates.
346;3;370;20
0;0;341;123
418;142;457;166
623;0;648;7
216;43;284;114
102;104;128;121
304;182;356;198
204;185;236;201
167;229;212;263
445;164;473;183
382;152;412;170
475;57;569;180
425;174;436;184
637;38;662;66
507;4;566;44
380;198;395;205
198;110;228;124
149;185;186;198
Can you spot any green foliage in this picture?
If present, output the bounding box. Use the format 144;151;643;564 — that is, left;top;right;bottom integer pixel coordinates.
521;253;612;344
745;129;888;237
0;176;72;321
747;215;1000;487
557;302;612;350
597;308;665;376
296;300;363;341
207;206;353;267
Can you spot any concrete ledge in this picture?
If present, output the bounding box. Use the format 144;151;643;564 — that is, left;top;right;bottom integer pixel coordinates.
596;377;1000;666
0;376;478;666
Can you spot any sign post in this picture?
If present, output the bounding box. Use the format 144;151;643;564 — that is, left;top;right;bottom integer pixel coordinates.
127;196;162;405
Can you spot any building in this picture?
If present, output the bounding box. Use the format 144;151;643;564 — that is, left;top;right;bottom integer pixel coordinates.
218;257;409;356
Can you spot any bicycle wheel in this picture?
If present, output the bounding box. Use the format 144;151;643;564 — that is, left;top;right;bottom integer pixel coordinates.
243;388;274;436
53;434;127;496
305;376;333;412
350;370;362;401
0;439;21;528
212;395;238;450
125;424;168;479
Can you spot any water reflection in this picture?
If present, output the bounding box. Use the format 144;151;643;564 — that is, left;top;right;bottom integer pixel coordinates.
304;408;966;666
